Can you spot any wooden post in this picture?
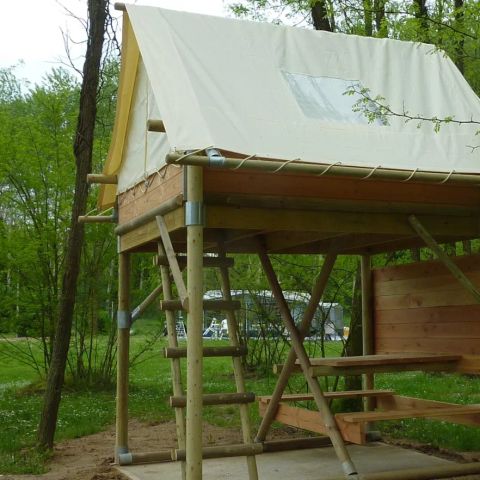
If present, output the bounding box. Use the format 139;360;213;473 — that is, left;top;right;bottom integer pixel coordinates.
186;165;204;480
361;255;375;413
255;252;337;442
409;214;480;303
218;243;259;480
258;249;357;476
115;252;130;460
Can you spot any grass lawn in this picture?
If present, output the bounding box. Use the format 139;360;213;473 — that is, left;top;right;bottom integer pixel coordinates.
1;329;480;474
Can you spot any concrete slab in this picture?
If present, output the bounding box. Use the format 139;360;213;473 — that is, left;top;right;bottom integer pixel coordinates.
117;442;454;479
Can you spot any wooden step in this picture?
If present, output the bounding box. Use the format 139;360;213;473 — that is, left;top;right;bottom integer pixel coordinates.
164;345;247;359
160;299;241;311
258;389;395;404
308;353;462;367
173;442;262;461
274;353;461;377
258;402;366;445
170;392;256;408
154;254;234;269
340;405;480;423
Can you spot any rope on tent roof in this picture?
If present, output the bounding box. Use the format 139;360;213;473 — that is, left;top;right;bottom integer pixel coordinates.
272;158;297;173
172;146;213;164
316;161;342;176
164;148;468;186
232;154;256;170
360;164;381;180
402;168;418;182
439;169;455;184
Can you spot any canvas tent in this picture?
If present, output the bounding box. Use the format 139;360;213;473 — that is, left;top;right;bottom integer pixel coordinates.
99;4;480;208
82;4;480;480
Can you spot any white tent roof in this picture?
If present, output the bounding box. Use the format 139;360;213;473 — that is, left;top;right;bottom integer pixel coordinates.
104;5;480;201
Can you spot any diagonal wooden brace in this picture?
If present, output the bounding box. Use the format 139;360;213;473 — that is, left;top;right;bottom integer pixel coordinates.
156;215;189;310
255;252;337;442
257;248;357;476
408;214;480;303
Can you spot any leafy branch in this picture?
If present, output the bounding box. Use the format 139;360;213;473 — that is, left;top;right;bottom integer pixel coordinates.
345;83;480;136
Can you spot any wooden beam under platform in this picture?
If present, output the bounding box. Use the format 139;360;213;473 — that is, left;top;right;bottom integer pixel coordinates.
116;202;480;254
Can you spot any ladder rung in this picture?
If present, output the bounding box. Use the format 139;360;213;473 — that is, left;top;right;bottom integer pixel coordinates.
154;255;234;269
170;392;255;408
173;442;262;461
160;299;240;311
164;345;247;359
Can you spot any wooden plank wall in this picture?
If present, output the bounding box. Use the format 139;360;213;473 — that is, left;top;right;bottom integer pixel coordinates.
117;165;183;224
373;255;480;373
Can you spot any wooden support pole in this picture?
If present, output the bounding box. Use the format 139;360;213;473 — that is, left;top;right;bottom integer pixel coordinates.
409;214;480;303
174;443;263;462
114;194;183;236
170;392;255;408
115;253;130;460
87;173;118;184
361;255;375;413
78;215;116;223
185;165;204;480
262;436;332;452
147;119;166;132
164;345;247;358
217;242;259;480
323;462;480;480
156;215;189;309
166;152;480;186
257;249;357;476
255;252;337;442
131;284;163;322
118;450;173;465
158;241;187;479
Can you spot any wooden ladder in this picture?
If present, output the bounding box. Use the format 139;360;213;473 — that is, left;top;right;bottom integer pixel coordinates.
156;216;259;480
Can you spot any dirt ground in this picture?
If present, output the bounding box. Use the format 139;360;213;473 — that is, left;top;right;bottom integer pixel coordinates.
4;421;480;480
3;420;295;480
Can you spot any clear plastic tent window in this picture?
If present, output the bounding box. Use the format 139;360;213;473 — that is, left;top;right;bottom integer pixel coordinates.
282;72;382;125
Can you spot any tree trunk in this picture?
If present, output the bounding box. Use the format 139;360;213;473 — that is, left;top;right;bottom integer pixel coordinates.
413;0;429;41
312;0;333;32
37;0;108;449
363;0;373;36
374;0;387;37
454;0;465;74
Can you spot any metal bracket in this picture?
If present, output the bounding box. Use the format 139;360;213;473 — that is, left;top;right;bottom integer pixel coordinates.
117;310;131;329
185;201;204;226
118;452;133;465
206;148;226;167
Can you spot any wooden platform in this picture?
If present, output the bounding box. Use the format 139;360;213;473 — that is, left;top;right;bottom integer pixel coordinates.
116;166;480;255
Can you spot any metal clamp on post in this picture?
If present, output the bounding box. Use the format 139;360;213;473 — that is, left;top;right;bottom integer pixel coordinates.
117;310;131;329
185;201;205;226
206;148;226;167
118;452;133;465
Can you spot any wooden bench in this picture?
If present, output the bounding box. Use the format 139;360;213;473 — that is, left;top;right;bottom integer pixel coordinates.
273;353;462;376
264;354;480;445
